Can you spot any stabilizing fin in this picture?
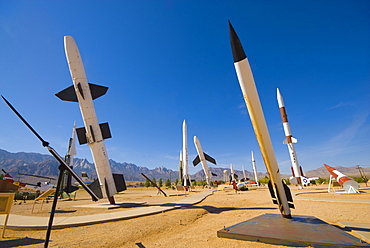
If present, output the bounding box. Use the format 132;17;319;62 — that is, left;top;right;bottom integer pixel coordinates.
211;172;218;177
88;179;103;199
283;137;298;144
268;179;294;209
76;122;112;145
193;155;200;166
55;83;108;102
204;153;217;165
113;173;127;192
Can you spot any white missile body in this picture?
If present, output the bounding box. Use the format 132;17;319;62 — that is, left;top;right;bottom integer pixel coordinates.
242;166;247;181
251;151;259;186
229;21;293;218
324;164;359;193
277;88;305;189
182;120;191;186
193;136;216;186
230;164;236;181
57;36;117;203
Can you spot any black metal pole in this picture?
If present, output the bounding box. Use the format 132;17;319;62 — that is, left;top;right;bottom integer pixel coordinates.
44;165;65;248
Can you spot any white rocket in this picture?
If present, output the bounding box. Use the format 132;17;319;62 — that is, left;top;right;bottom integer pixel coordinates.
193;136;216;186
251;151;259;186
324;164;359;193
182;120;191;186
277;88;307;189
229;21;294;218
56;36;117;204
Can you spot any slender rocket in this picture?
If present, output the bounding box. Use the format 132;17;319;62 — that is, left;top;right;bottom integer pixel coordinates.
56;36;117;204
229;21;294;218
277;88;307;189
193;136;216;186
182;120;191;187
324;164;359;193
251;151;259;186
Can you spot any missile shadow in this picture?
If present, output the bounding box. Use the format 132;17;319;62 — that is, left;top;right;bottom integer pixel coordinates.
0;237;45;247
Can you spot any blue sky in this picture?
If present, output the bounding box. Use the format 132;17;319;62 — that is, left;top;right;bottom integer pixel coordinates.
1;1;369;175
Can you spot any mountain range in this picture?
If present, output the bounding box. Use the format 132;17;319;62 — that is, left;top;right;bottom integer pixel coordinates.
0;149;367;183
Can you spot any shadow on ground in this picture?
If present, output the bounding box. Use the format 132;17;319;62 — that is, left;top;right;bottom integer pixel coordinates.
0;237;45;247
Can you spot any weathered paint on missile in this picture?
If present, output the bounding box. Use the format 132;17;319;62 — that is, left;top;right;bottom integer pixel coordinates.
63;36;117;202
229;21;292;218
277;88;304;189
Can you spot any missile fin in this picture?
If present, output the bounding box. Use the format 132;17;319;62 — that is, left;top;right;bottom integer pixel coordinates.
55;83;108;102
282;180;295;209
100;122;112;139
55;85;78;102
211;172;218;177
283;139;288;145
292;137;298;143
113;173;127;192
76;127;88;145
90;83;108;100
267;180;278;205
193;155;200;166
204;153;216;165
89;125;96;142
88;179;103;199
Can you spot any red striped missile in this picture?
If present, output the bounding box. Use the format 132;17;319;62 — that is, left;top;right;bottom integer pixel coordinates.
229;21;294;218
56;36;117;204
277;88;305;189
324;164;359;193
193;136;216;186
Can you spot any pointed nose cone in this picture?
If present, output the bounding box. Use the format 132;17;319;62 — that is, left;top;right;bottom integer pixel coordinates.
228;21;247;63
64;35;81;62
277;88;285;108
183;120;186;128
324;164;335;176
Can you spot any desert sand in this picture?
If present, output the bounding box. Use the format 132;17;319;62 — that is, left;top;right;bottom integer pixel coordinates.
1;184;369;248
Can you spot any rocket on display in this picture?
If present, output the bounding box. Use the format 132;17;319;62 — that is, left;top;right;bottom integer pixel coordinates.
193;136;216;186
56;36;125;204
324;164;359;193
228;21;294;218
251;151;259;186
277;88;309;189
182;120;191;187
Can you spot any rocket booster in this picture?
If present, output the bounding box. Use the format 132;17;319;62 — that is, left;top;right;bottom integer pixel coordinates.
56;36;117;203
324;164;359;193
193;136;216;186
277;88;304;189
229;21;293;218
182;120;191;186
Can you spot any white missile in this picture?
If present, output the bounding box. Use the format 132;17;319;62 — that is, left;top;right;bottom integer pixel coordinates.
193;136;216;186
229;21;294;218
324;164;359;193
277;88;306;189
56;36;117;204
251;151;259;186
182;120;191;187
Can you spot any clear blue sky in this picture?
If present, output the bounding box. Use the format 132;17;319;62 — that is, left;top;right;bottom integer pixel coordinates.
1;1;369;175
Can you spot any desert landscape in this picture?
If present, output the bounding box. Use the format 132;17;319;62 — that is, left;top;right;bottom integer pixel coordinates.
1;184;370;248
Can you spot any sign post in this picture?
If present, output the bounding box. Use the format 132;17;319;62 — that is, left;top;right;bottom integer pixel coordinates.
0;193;15;238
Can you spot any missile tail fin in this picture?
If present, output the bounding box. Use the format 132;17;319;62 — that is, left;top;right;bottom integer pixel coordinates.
90;83;108;99
193;155;200;166
88;179;103;199
204;153;216;165
283;139;287;144
267;180;278;205
283;180;295;209
113;173;127;192
76;122;112;145
292;137;298;143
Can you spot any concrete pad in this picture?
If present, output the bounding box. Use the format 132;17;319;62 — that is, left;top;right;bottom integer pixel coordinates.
339;222;370;244
218;214;370;247
74;202;146;209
